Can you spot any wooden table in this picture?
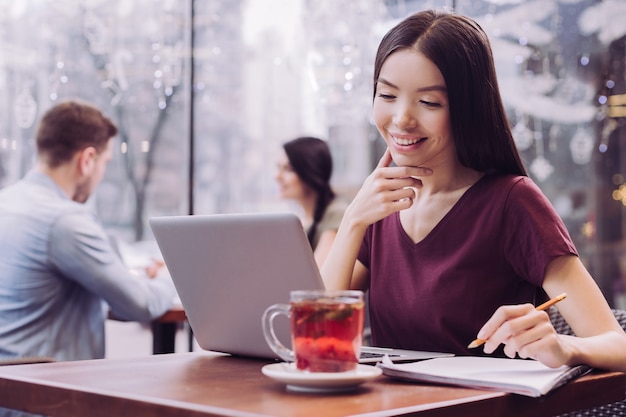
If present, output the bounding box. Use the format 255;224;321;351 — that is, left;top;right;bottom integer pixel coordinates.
0;352;623;417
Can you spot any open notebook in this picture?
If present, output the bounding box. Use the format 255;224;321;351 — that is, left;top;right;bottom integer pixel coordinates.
379;355;591;397
150;212;453;363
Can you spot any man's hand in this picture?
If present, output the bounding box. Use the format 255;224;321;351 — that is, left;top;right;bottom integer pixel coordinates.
145;258;165;279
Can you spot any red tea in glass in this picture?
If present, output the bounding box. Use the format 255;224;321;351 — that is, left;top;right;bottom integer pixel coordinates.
290;295;364;372
262;290;365;372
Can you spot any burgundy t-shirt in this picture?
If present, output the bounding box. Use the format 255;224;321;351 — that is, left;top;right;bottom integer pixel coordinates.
357;174;577;356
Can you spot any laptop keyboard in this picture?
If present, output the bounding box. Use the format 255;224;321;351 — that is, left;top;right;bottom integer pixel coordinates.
359;351;402;360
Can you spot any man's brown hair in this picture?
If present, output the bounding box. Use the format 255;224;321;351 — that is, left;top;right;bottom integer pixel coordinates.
36;99;118;168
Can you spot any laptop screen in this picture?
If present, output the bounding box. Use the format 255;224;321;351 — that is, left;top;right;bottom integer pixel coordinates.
150;212;324;359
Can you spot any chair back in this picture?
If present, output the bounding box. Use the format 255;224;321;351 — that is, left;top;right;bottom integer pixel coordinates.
548;306;626;417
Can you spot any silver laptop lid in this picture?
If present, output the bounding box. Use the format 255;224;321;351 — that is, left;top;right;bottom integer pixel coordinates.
150;212;324;359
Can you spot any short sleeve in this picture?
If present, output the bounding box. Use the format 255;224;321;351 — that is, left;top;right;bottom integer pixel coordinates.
501;177;577;286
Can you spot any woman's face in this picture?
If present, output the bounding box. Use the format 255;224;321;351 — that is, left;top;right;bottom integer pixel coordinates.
275;151;310;200
373;49;455;169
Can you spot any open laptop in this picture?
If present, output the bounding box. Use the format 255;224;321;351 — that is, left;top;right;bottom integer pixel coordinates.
150;212;453;363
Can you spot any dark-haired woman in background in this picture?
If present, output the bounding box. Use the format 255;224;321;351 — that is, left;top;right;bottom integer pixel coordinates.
275;136;347;267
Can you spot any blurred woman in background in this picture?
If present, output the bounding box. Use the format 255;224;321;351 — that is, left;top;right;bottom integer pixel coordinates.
275;136;346;267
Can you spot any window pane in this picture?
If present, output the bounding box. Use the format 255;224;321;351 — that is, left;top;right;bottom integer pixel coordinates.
0;0;192;242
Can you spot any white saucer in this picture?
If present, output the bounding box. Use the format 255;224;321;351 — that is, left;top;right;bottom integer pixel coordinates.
261;363;382;393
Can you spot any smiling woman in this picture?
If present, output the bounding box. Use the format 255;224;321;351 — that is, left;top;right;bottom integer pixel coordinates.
320;9;626;375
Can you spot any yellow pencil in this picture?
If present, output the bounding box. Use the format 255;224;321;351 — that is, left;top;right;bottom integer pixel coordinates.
467;293;567;349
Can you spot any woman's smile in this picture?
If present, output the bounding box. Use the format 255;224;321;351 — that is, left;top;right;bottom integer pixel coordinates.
390;133;427;147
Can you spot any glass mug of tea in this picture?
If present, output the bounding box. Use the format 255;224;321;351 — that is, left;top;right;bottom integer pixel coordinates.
262;290;365;372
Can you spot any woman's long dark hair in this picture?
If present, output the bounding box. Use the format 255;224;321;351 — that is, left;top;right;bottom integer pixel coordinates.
373;10;527;176
283;136;336;245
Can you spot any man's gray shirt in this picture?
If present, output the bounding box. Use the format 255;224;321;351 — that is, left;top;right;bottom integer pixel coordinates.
0;169;175;361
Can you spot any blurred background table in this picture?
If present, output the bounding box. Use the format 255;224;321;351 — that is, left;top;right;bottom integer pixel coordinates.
151;303;189;354
109;303;189;355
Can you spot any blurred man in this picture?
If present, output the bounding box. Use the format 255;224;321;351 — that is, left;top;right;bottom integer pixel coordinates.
0;99;176;363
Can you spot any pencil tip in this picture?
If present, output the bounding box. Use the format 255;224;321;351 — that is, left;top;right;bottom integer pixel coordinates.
467;339;484;349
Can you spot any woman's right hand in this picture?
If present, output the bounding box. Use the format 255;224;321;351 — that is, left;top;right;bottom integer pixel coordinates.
321;148;431;291
346;148;431;229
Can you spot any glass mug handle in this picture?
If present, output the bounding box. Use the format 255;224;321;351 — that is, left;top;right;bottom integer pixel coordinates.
262;303;294;362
